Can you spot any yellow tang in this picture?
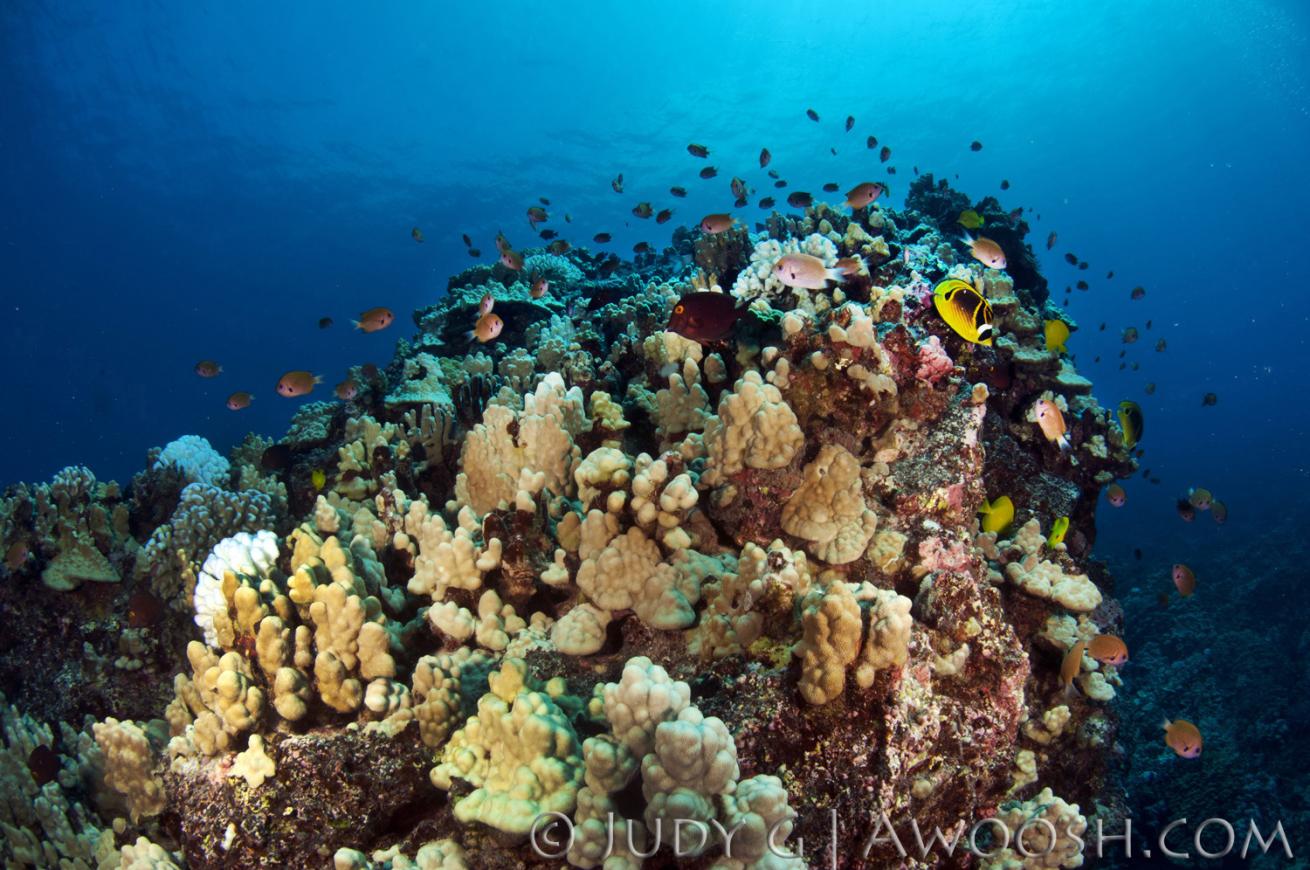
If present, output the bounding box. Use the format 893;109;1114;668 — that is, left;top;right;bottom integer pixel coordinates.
1048;516;1070;547
933;279;994;346
979;496;1015;534
1117;401;1144;449
1044;319;1070;353
311;469;327;492
957;209;985;229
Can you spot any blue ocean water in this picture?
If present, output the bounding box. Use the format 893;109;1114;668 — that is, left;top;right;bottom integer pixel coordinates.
3;0;1309;857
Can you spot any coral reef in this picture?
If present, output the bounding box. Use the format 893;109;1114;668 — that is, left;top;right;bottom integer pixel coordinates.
0;178;1137;867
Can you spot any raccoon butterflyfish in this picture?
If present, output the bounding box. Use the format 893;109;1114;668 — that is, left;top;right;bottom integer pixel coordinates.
933;279;994;346
1117;401;1144;448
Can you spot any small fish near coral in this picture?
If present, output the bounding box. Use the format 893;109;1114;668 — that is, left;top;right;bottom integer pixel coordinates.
666;292;743;344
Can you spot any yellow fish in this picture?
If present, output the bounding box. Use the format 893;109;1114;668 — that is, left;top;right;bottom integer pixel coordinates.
957;209;985;229
979;496;1015;534
1047;516;1070;547
933;279;994;346
1044;319;1070;354
311;469;327;491
1117;401;1143;449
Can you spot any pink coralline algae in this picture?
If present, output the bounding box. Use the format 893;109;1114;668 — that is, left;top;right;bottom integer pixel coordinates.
915;334;954;383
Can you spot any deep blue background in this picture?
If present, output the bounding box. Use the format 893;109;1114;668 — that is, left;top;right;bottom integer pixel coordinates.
2;2;1308;535
4;0;1310;844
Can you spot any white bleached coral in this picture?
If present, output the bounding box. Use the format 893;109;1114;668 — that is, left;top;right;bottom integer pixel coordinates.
193;530;281;648
153;434;230;486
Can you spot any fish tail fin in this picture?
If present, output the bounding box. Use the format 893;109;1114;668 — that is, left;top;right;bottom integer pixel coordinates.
826;267;846;284
1161;718;1172;732
351;320;362;330
962;231;974;245
1058;435;1071;451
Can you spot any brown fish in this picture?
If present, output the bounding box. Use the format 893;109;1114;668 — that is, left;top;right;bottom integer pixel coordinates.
806;108;819;121
1088;635;1128;667
822;182;839;192
758;196;775;209
699;166;718;179
276;371;322;397
469;312;504;343
1046;231;1057;250
1163;719;1202;758
844;115;854;132
4;541;28;571
495;231;512;254
656;209;673;224
335;380;359;401
547;240;571;255
866;135;878;149
731;176;748;200
593;232;612;243
539;229;558;240
700;213;734;234
501;249;524;271
27;745;59;787
844;182;884;209
226;392;253;411
633;242;652;254
670;186;688;198
468;248;481;257
261;444;293;471
531;275;550;299
633;202;653;219
411;227;424;243
1172;563;1196;596
787;191;813;208
461;233;472;247
611;174;624;193
1061;640;1086;691
318;317;333;329
527;205;548;227
667;292;742;343
759;148;771;168
687;143;710;158
879;146;891;162
194;360;222;378
353;307;395;333
127;590;164;628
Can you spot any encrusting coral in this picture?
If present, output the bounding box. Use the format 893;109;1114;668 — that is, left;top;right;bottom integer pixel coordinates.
0;173;1137;866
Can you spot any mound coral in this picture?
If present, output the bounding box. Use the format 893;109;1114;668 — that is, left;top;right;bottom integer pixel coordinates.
0;176;1137;866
